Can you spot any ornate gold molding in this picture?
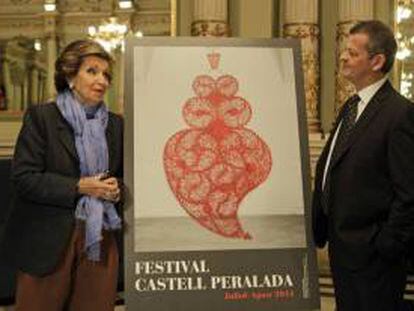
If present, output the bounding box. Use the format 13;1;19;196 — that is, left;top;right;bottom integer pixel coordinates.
191;20;229;37
283;22;319;38
284;23;320;133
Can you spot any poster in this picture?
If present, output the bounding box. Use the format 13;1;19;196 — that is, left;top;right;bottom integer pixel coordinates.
124;37;320;310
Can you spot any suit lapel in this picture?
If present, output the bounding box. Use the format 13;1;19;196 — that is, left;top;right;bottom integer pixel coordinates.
320;101;348;165
56;109;79;163
330;81;392;168
314;106;347;189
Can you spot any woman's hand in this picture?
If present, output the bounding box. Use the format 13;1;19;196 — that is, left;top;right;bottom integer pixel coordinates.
77;176;121;202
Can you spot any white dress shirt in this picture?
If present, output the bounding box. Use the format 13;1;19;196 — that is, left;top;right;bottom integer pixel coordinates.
322;76;388;188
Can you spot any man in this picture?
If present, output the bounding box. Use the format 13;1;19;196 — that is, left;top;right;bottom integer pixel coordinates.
312;20;414;310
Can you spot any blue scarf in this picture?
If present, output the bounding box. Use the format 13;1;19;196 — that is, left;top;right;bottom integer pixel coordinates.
57;90;121;261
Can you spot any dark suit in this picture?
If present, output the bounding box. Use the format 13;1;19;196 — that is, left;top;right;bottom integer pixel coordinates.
312;81;414;310
1;102;123;276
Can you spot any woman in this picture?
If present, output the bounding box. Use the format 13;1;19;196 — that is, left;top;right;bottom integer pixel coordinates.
1;40;123;311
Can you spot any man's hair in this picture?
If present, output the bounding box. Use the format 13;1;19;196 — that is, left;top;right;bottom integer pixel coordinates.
349;20;397;74
54;39;113;93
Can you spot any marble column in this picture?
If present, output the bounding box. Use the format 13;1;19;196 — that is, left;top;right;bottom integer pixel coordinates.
45;35;57;101
2;59;13;111
30;67;39;105
40;73;46;103
14;84;21;113
8;62;21;112
43;12;57;101
191;0;229;37
23;72;29;110
116;49;125;114
282;0;321;133
336;0;373;111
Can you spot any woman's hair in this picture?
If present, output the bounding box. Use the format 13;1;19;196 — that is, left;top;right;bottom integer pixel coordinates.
54;39;113;93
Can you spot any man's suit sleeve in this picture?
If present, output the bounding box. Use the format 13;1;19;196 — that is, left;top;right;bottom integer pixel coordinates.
312;147;330;248
12;106;79;209
312;190;328;248
375;103;414;260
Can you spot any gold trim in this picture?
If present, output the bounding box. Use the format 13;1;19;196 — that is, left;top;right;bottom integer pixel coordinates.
191;20;229;37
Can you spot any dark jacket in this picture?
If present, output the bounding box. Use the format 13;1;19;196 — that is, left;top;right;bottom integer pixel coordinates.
1;102;123;276
312;81;414;269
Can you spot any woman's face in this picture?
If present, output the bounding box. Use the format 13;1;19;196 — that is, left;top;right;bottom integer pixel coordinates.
71;55;111;106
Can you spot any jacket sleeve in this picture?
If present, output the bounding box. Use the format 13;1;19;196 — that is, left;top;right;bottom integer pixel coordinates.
12;106;79;209
311;128;336;249
375;103;414;260
312;157;328;248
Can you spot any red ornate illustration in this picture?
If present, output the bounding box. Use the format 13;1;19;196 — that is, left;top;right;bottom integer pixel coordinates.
164;65;272;239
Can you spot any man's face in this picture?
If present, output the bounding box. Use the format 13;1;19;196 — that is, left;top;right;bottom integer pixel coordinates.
341;33;374;87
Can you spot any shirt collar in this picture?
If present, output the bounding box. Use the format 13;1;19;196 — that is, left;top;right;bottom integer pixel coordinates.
357;76;388;105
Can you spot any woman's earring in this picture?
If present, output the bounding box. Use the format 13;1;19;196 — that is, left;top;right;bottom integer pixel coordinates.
68;80;74;90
